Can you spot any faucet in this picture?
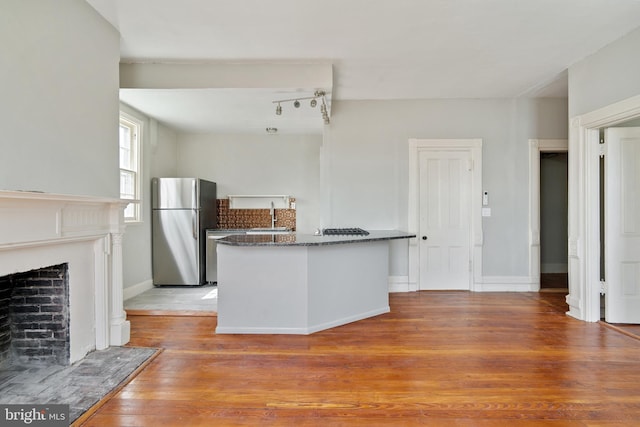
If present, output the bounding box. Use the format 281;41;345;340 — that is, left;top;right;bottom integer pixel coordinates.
270;201;276;229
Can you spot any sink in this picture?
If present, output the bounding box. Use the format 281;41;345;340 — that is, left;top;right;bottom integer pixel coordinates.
246;227;292;235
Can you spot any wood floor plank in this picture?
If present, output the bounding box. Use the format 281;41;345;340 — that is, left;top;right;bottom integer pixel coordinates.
79;292;640;426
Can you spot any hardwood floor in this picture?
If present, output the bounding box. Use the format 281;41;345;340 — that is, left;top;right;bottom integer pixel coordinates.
79;292;640;426
540;273;568;289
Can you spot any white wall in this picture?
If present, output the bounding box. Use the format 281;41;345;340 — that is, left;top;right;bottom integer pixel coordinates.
176;133;322;233
150;121;179;178
323;98;568;277
128;130;319;290
0;0;120;198
120;103;178;290
139;97;567;287
569;26;640;117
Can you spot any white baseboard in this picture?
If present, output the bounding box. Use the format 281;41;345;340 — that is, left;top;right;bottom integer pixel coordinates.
476;276;538;292
566;294;583;320
388;275;416;293
123;279;153;301
216;306;390;335
394;275;539;292
124;276;537;297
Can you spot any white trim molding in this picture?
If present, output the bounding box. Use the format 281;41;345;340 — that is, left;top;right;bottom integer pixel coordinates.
388;275;415;293
0;190;130;363
123;279;154;301
528;139;568;292
568;94;640;322
408;138;483;292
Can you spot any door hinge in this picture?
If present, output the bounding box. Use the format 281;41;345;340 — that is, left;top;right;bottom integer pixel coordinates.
467;159;473;171
600;279;607;295
599;142;606;158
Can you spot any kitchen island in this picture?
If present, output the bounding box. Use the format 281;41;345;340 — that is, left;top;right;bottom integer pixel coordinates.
215;230;415;334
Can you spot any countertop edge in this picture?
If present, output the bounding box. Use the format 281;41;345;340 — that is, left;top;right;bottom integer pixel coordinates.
217;230;416;247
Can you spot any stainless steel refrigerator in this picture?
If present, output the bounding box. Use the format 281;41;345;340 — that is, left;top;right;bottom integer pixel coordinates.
151;177;217;286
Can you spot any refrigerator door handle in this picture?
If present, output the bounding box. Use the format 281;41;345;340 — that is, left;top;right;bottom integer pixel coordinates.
192;211;198;240
192;179;198;209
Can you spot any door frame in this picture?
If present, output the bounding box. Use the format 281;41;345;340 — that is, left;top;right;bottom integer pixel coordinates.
569;94;640;322
408;139;483;291
528;139;568;291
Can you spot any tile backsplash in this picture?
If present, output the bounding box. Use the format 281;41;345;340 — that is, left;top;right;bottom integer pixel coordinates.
216;198;296;230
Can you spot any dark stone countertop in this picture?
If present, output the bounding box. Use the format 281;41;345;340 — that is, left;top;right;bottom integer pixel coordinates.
216;230;416;247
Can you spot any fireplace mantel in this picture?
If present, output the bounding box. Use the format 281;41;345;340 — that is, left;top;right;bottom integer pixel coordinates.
0;190;130;363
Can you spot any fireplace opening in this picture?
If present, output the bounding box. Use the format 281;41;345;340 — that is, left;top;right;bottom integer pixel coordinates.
0;264;70;368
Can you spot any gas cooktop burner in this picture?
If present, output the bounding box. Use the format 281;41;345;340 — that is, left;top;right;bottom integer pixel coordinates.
322;228;370;236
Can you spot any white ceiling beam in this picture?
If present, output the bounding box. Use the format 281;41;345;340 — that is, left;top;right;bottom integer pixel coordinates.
119;62;333;91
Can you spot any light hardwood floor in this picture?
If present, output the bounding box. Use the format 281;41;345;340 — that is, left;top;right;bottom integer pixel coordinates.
79;292;640;426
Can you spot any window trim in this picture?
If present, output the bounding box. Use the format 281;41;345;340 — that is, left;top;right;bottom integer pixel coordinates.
119;111;143;223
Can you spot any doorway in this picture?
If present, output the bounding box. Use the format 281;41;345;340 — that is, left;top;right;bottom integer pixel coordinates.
540;152;569;290
408;139;483;291
568;94;640;323
528;139;568;292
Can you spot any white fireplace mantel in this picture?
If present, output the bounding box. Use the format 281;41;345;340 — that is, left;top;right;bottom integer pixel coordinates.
0;190;130;363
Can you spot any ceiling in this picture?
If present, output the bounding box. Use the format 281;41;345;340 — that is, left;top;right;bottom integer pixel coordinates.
87;0;640;134
119;88;329;134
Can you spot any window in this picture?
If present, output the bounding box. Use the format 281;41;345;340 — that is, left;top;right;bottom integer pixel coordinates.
119;112;142;222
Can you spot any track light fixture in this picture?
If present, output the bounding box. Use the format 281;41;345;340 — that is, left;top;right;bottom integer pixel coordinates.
272;90;330;124
321;98;330;125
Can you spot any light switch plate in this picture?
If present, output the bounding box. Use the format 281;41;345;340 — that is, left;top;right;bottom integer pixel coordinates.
482;207;491;217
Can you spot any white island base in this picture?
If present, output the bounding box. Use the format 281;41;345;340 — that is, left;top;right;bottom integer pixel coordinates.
216;240;390;334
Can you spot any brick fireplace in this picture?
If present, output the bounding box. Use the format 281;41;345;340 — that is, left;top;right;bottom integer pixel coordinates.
0;264;69;367
0;191;130;365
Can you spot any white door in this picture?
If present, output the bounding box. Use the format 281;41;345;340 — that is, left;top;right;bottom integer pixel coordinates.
605;127;640;323
418;149;472;290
